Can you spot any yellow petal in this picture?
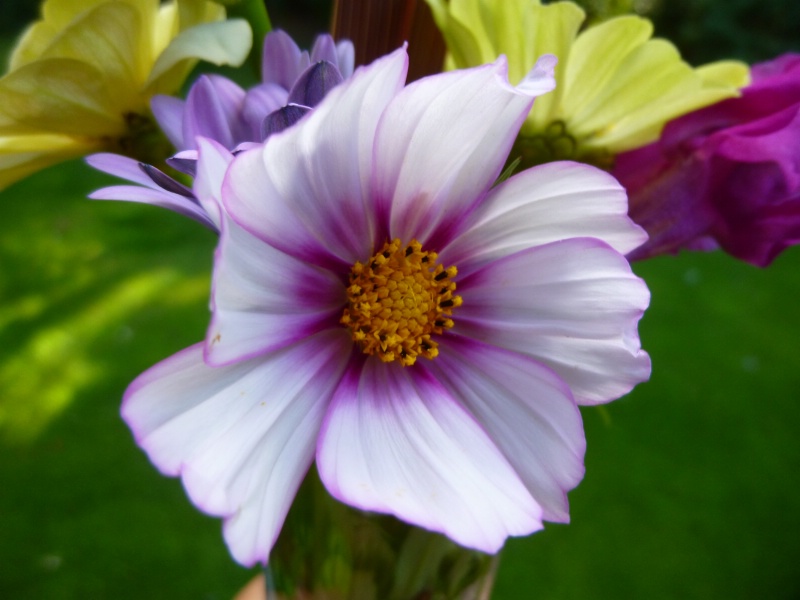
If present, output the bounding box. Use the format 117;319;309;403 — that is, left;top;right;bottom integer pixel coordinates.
0;59;123;136
145;18;252;94
696;60;751;89
559;16;653;121
0;133;98;190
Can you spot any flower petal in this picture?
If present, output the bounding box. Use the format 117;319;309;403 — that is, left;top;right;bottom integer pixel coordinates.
193;136;234;228
146;19;253;91
223;48;408;270
86;153;216;230
122;331;351;566
429;335;584;523
151;94;186;149
261;29;308;90
454;238;651;405
205;215;346;366
372;55;554;247
317;357;543;553
183;75;247;150
441;161;647;274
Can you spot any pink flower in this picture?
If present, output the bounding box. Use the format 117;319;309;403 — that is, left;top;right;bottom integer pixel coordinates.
122;48;651;566
615;53;800;266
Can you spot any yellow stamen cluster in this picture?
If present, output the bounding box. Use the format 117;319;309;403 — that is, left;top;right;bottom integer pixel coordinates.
341;239;462;366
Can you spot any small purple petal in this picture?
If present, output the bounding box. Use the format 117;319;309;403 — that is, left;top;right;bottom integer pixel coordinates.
166;156;198;177
261;104;311;139
183;75;248;150
287;61;345;108
151;95;186;149
242;82;289;139
262;29;307;90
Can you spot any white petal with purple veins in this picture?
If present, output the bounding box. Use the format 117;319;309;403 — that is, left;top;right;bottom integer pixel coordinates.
442;161;648;275
317;358;543;553
205;216;345;366
373;56;556;247
430;335;585;522
122;330;351;567
455;238;651;404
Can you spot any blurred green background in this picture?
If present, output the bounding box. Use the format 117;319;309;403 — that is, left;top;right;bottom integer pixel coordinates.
1;1;799;598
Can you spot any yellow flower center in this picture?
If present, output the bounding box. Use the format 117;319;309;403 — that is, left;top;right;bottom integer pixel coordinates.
341;239;462;366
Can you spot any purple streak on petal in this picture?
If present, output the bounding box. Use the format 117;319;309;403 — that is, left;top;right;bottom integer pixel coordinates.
429;334;584;523
139;163;195;198
121;330;351;566
223;48;409;271
205;214;347;366
183;75;248;150
261;104;311;140
262;29;306;90
317;356;543;553
372;56;552;249
151;94;186;149
455;238;651;405
242;82;288;139
288;61;345;108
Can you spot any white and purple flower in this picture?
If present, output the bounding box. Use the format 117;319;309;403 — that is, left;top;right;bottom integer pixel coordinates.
121;47;651;566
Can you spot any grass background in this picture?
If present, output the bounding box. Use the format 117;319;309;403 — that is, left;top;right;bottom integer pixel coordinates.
1;1;799;598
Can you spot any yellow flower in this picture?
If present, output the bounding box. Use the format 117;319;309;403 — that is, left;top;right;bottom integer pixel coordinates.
426;0;750;168
0;0;252;190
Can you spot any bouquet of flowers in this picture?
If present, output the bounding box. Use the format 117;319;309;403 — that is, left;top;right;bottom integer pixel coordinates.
1;1;797;598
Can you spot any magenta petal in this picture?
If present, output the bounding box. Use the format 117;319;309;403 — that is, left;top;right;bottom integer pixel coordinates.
455;238;651;405
122;331;351;566
372;56;554;248
223;48;409;270
205;215;346;366
242;82;288;138
317;358;543;553
429;335;584;523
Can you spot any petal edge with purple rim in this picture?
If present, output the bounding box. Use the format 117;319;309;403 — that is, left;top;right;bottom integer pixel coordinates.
317;358;543;553
454;238;651;405
205;215;346;366
429;335;584;522
122;330;352;566
373;56;556;248
441;161;648;276
223;48;409;271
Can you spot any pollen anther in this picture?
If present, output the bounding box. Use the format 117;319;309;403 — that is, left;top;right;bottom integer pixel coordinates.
341;239;461;366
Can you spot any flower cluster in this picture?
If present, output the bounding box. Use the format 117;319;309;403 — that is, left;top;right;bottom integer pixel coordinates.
9;0;798;576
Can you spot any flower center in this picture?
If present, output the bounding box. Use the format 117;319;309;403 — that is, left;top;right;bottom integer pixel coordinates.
341;239;462;366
